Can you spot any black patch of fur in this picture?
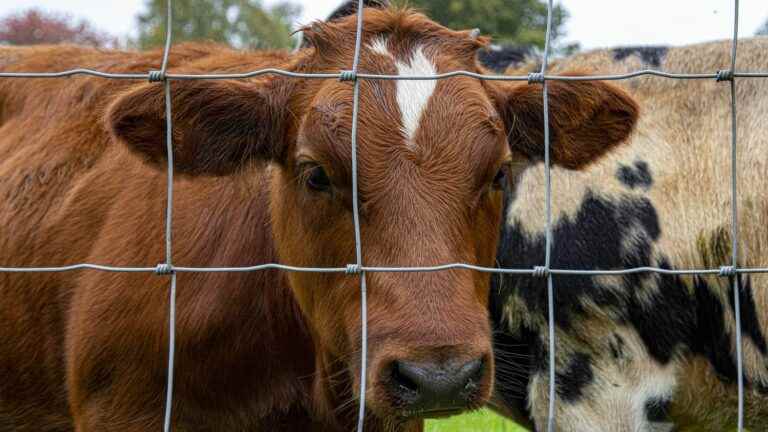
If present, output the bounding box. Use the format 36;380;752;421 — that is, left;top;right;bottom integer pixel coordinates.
490;316;536;421
617;160;653;190
608;333;627;360
624;259;696;365
556;352;594;402
726;276;768;355
645;397;671;422
690;275;738;383
479;46;533;72
496;191;660;331
612;46;669;68
489;185;536;422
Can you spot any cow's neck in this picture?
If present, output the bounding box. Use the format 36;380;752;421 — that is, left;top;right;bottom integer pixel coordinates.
174;173;317;422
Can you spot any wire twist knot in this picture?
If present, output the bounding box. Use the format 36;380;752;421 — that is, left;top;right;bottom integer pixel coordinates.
528;72;545;84
148;70;167;82
339;70;358;82
346;264;362;275
155;263;174;275
719;266;737;277
532;266;550;278
716;69;734;82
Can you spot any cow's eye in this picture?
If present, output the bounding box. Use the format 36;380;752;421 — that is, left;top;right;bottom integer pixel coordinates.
492;165;508;190
304;164;331;192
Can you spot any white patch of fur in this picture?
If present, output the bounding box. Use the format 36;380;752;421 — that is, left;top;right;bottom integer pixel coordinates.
631;363;677;431
366;38;437;148
395;47;437;146
368;37;391;57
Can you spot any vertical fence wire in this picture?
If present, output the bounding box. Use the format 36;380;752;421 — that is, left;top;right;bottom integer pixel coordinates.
348;1;368;431
727;0;745;430
157;0;176;430
539;0;556;430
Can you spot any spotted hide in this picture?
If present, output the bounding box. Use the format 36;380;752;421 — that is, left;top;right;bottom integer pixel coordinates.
492;38;768;432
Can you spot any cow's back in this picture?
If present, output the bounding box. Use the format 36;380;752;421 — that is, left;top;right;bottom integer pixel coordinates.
0;45;313;431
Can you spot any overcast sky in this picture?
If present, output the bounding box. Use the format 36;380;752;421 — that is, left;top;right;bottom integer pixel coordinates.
1;0;766;50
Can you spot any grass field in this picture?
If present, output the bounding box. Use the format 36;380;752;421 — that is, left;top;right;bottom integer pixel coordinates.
426;409;527;432
426;411;747;432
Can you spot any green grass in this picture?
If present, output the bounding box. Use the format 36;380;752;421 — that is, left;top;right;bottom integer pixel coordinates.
426;411;746;432
426;409;528;432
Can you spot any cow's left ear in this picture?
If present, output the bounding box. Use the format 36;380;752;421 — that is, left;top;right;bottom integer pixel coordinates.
107;77;291;176
491;75;639;170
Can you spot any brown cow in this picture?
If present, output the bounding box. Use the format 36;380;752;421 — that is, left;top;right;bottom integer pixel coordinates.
0;7;638;432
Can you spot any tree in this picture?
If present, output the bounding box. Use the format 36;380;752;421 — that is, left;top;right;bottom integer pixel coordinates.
0;8;116;47
395;0;569;49
137;0;301;50
757;18;768;36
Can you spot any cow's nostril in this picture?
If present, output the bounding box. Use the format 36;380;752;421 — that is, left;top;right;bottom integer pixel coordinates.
388;357;485;416
392;361;420;394
459;358;484;391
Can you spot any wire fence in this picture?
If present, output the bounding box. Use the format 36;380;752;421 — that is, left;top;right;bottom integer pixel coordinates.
2;0;768;431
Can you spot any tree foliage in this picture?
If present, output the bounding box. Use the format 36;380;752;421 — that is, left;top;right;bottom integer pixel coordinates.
395;0;568;49
137;0;301;50
0;8;116;47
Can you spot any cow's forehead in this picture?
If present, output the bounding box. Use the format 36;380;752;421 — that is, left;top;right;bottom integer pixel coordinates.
367;37;437;148
299;37;504;168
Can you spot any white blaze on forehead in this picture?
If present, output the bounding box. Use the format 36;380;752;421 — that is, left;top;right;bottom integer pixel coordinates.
369;37;390;57
367;37;438;147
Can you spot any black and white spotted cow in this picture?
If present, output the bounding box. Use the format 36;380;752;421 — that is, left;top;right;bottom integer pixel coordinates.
491;38;768;431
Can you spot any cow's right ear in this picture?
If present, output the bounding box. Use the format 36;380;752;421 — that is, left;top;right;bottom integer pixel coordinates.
107;77;290;176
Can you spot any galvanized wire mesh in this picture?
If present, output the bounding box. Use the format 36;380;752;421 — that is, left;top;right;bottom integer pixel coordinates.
1;0;767;431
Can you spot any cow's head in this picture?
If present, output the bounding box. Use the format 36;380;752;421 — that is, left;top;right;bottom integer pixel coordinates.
106;6;637;426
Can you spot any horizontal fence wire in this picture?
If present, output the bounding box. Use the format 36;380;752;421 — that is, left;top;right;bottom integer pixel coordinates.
3;264;768;275
2;70;768;81
0;0;762;431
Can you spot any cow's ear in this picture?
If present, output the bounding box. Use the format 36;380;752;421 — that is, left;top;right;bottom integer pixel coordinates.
107;77;290;176
492;74;639;170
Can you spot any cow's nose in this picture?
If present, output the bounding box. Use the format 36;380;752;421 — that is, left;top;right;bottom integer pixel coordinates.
389;358;484;416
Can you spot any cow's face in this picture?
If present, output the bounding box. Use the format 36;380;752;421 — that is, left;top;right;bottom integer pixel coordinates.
275;33;510;421
107;7;637;425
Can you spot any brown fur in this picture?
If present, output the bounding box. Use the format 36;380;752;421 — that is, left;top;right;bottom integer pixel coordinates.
0;7;637;431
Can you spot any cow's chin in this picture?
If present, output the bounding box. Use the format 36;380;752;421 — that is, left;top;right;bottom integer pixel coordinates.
362;380;489;423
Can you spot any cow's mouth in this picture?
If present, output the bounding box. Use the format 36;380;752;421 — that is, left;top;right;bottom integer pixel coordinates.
399;407;466;419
